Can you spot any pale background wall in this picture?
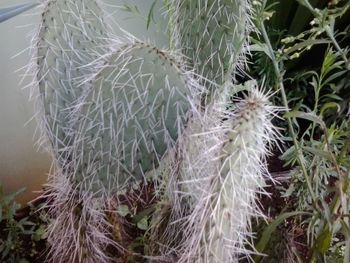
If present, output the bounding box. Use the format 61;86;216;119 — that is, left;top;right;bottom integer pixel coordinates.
0;0;168;204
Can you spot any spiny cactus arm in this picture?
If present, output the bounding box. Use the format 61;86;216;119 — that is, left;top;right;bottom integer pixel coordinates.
70;40;202;195
197;87;280;263
34;0;110;164
168;0;254;92
163;82;281;263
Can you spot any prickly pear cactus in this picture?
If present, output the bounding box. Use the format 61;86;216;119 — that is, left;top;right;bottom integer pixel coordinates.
29;0;281;262
71;40;201;194
36;0;109;165
169;0;253;90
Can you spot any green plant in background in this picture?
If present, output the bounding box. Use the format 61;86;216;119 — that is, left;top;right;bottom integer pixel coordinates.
0;183;47;263
248;0;350;262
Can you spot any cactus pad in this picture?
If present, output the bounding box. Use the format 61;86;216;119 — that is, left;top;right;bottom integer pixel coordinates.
72;41;199;194
36;0;109;164
170;0;251;88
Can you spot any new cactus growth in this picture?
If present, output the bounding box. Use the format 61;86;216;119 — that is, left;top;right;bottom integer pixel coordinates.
36;0;109;165
71;40;200;194
169;0;253;93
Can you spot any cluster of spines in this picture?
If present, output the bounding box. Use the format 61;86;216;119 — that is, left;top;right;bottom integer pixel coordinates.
43;172;120;263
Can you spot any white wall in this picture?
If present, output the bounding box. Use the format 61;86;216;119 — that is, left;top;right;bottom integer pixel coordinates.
0;0;50;204
0;0;168;204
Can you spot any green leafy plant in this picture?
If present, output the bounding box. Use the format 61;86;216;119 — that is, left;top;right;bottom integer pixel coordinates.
0;184;47;263
247;0;350;262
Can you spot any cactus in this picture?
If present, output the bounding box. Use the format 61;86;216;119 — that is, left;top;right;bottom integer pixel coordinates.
158;81;280;262
69;40;201;195
168;0;253;93
42;39;201;262
28;0;283;262
35;0;109;165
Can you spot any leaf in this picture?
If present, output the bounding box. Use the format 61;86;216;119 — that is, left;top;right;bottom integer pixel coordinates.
302;146;333;161
132;205;156;223
314;226;332;254
340;219;350;239
0;3;39;23
320;102;340;116
283;39;331;56
280;144;298;166
116;205;130;217
322;70;347;85
121;3;140;16
33;225;47;241
254;211;310;262
284;111;326;130
249;43;273;60
282;183;296;198
136;217;148;231
146;0;157;29
2;188;25;205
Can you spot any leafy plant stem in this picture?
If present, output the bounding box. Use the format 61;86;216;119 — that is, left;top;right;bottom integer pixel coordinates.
296;0;350;69
258;18;318;206
325;26;350;69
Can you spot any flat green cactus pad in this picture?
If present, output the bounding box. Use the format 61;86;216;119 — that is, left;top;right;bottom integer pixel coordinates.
73;41;196;194
171;0;250;88
36;0;109;164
